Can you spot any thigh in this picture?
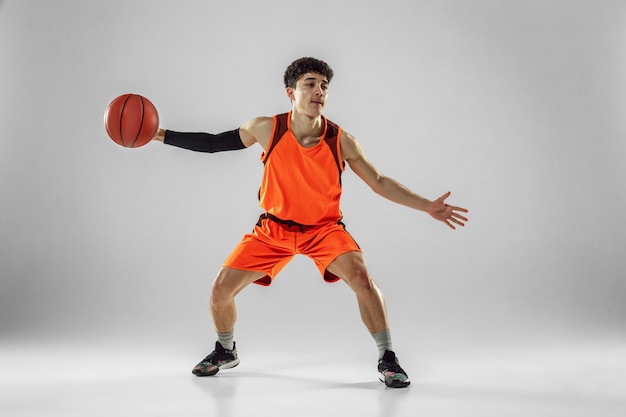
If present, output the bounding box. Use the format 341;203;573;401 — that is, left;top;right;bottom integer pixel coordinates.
223;220;296;286
300;222;362;281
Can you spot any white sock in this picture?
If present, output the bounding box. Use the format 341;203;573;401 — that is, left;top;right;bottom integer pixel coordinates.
217;331;234;351
372;329;393;359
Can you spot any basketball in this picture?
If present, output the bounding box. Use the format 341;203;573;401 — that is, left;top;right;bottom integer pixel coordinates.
104;94;159;148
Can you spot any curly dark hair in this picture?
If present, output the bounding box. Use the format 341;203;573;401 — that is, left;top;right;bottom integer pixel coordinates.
283;57;334;88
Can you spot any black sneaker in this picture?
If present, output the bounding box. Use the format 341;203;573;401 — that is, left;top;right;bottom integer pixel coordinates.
192;341;240;376
378;350;410;388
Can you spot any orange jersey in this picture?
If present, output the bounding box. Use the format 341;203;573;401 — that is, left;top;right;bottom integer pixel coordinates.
259;112;345;226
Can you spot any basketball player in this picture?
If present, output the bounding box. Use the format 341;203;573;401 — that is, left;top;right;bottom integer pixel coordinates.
152;57;468;388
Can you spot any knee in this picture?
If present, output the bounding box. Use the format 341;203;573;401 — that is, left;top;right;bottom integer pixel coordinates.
346;268;376;293
331;253;378;293
210;270;234;303
210;267;261;304
210;281;224;306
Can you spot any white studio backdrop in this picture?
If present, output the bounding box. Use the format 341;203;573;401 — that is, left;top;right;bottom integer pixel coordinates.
1;0;625;356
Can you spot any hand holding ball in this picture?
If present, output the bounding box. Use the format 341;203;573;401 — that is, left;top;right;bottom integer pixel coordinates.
104;94;159;148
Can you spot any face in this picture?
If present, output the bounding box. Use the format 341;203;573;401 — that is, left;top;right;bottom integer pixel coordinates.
286;72;329;117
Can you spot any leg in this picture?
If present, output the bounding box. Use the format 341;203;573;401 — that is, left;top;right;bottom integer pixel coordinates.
210;266;266;333
192;266;265;377
326;251;410;388
326;251;388;333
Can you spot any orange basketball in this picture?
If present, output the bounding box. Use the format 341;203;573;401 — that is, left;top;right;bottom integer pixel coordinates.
104;94;159;148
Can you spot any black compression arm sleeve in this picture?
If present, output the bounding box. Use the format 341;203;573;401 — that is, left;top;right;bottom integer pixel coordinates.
163;128;246;153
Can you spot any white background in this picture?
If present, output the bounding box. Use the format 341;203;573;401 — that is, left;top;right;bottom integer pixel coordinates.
1;1;625;415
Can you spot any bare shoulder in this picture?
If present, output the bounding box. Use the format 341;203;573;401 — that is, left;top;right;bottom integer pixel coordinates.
340;130;364;162
339;129;382;184
240;116;274;149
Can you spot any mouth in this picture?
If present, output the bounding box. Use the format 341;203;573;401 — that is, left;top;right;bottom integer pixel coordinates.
312;101;324;105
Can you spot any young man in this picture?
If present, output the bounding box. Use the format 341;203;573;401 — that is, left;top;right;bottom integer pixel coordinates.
152;57;468;388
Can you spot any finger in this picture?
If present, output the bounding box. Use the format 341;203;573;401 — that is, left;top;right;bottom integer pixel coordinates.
450;205;469;213
445;220;456;230
437;191;452;203
452;212;469;222
453;213;468;222
450;217;465;227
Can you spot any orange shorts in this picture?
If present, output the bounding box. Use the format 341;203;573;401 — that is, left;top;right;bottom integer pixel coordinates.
223;215;361;286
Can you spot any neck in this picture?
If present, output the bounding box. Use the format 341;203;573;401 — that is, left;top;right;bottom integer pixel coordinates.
290;108;324;138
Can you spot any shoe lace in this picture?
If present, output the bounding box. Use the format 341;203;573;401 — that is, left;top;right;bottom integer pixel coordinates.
202;347;233;365
380;352;406;374
382;361;405;374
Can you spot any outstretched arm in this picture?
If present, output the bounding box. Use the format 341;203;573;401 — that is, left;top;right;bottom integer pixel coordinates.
151;116;274;151
341;131;468;229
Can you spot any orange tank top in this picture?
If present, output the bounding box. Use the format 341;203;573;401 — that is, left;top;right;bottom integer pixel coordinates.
259;112;345;226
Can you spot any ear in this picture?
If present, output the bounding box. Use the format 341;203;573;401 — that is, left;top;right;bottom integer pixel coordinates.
286;86;295;101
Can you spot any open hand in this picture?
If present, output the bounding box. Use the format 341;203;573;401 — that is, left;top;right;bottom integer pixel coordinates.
427;191;469;230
